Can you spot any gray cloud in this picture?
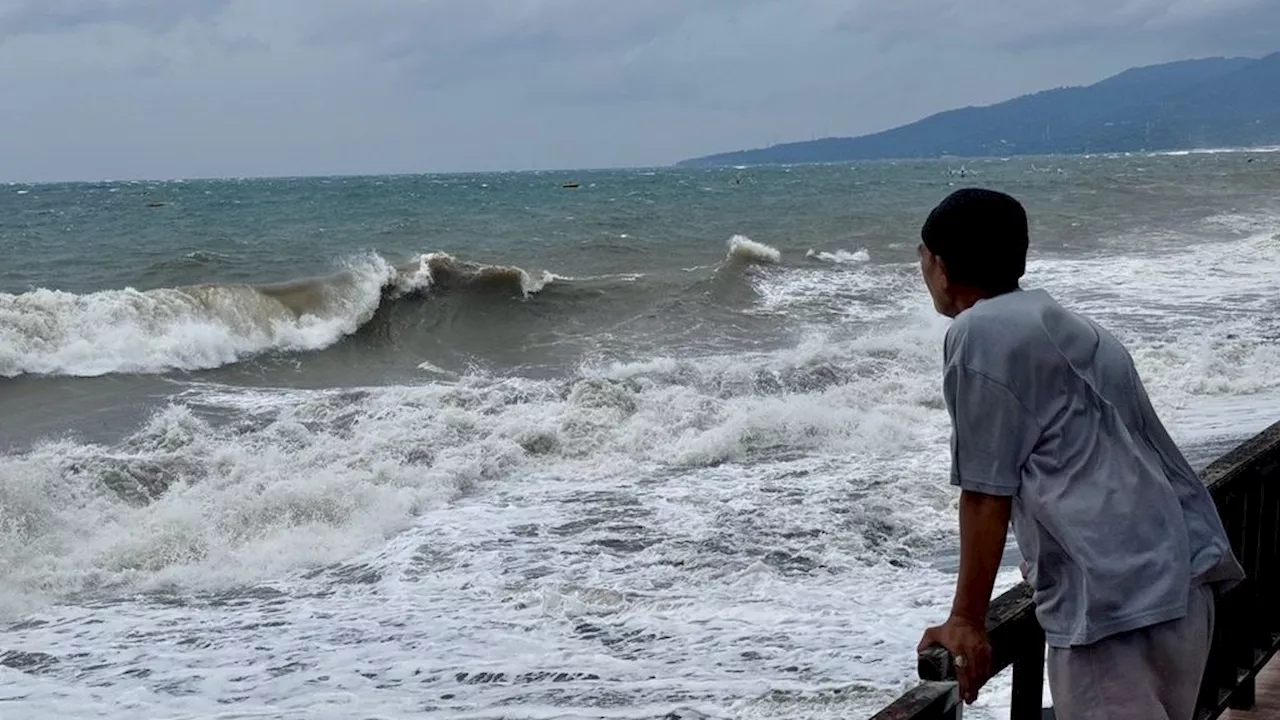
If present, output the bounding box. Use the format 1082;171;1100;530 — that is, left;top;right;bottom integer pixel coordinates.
0;0;231;39
0;0;1275;182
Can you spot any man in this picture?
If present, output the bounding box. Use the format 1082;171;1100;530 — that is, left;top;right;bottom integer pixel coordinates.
914;188;1245;719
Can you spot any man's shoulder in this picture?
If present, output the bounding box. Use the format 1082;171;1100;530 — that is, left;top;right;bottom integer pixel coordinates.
946;289;1105;376
947;290;1048;355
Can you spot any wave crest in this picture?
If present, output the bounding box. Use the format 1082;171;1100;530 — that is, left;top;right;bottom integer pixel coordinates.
725;235;781;265
393;253;554;298
0;252;562;378
806;248;870;264
0;256;398;378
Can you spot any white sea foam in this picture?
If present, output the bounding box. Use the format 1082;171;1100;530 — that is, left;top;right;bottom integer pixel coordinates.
805;249;870;264
416;360;460;375
0;307;972;717
0;250;566;378
726;235;782;264
0;255;405;378
398;252;555;297
0;372;968;720
1151;145;1280;157
748;263;918;322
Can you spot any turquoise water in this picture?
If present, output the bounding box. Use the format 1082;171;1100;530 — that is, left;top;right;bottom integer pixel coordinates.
6;155;1274;296
1;153;1278;719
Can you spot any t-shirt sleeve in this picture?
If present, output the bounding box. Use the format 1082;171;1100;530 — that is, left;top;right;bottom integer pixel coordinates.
943;361;1038;497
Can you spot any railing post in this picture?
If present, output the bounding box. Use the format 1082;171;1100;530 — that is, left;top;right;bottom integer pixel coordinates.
1010;629;1046;720
1230;677;1256;712
917;645;955;683
920;627;1046;720
1198;422;1280;718
1262;477;1280;641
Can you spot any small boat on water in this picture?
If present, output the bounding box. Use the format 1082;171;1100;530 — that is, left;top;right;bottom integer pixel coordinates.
561;182;580;189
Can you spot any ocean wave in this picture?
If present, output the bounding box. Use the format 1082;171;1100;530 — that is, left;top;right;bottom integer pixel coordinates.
1150;145;1280;157
806;248;870;264
144;250;236;274
0;329;955;617
9;304;1268;618
0;257;397;378
0;253;563;379
725;235;781;265
11;305;1269;613
393;252;555;298
0;238;805;379
4;233;1278;648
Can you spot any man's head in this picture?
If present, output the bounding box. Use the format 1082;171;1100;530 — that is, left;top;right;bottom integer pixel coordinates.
918;188;1029;317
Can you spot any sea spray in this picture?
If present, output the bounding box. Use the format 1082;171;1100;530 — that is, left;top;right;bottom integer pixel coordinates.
726;235;782;265
0;325;957;617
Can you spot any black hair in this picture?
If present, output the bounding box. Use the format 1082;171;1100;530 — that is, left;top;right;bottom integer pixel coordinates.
921;188;1028;291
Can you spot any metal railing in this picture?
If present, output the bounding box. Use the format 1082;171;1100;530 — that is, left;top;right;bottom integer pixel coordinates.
869;420;1280;720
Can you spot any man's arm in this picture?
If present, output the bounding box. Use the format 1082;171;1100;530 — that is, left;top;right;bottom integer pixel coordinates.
929;344;1033;703
952;490;1013;623
919;490;1013;704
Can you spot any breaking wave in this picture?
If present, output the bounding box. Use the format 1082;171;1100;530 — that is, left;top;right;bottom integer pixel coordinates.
1;237;809;379
807;248;870;264
0;327;956;617
0;253;559;378
725;235;782;265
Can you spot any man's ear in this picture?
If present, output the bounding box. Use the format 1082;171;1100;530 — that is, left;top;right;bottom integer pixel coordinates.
933;255;951;293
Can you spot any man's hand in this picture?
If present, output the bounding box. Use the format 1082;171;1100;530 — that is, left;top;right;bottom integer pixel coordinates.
918;616;993;704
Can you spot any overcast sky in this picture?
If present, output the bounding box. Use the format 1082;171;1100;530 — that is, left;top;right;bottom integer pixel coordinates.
2;0;1277;182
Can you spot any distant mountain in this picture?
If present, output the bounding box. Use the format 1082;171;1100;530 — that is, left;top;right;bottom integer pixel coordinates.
677;53;1280;166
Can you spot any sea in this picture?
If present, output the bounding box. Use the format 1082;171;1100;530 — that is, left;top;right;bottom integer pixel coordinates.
1;152;1278;720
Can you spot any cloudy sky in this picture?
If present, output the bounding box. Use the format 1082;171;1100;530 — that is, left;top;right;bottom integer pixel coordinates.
2;0;1277;182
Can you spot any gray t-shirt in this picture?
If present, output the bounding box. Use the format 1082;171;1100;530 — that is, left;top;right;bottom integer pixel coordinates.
943;288;1245;648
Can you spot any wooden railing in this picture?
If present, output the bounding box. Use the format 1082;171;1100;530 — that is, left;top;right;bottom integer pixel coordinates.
869;420;1280;720
1196;421;1280;719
